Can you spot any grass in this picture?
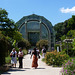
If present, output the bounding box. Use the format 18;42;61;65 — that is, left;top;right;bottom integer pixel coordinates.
5;49;28;64
23;49;28;55
42;58;45;62
5;55;11;64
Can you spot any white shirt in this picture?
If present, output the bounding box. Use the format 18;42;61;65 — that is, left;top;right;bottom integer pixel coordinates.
11;51;17;57
18;51;23;57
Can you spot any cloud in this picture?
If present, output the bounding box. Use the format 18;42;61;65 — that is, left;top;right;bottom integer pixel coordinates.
60;6;75;14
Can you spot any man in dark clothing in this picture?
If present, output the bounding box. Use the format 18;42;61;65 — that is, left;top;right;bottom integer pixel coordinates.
18;48;23;68
42;47;46;58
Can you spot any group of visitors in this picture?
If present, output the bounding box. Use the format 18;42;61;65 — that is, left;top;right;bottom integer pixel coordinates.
10;48;23;68
10;47;46;69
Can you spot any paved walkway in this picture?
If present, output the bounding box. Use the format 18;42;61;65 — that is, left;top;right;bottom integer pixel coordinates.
2;54;62;75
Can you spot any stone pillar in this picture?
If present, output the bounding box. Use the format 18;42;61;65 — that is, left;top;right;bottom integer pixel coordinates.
39;20;42;40
48;31;51;51
25;21;28;40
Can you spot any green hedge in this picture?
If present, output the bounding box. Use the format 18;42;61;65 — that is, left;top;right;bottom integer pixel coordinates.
0;32;11;66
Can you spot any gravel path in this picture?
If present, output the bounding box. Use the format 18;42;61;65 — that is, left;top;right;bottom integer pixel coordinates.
2;54;62;75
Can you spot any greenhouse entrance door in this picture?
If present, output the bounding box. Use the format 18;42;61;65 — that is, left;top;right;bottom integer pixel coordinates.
28;32;39;46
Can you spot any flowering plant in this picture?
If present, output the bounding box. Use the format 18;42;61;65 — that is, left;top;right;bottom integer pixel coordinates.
45;50;69;66
61;59;75;75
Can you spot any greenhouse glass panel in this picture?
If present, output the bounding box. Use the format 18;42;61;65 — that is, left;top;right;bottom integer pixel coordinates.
19;24;26;38
27;21;40;30
41;24;48;39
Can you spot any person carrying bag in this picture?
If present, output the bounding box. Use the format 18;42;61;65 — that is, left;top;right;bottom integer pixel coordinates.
10;48;17;68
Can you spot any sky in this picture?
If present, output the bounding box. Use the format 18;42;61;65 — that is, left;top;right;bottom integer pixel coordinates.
0;0;75;26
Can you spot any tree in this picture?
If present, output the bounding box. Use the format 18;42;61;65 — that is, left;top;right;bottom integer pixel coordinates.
54;15;75;41
72;38;75;50
18;39;31;49
36;40;49;51
0;8;8;29
67;15;75;30
63;20;69;35
67;30;75;39
0;8;18;37
54;22;64;41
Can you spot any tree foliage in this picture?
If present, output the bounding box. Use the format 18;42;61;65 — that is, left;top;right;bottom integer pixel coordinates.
13;31;22;42
72;38;75;50
67;15;75;30
18;39;31;50
54;15;75;41
0;8;18;37
36;39;49;51
0;8;23;65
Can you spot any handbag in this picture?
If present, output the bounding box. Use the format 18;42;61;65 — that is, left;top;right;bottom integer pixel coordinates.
10;55;12;57
38;55;40;59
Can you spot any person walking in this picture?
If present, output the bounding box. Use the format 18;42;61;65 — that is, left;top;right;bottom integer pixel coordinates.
42;47;46;58
18;48;23;68
10;48;17;68
36;48;40;59
30;48;38;69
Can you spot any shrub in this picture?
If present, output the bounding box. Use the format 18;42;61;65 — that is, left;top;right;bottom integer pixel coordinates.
61;59;75;75
45;50;69;66
18;39;31;49
36;39;49;51
63;48;75;57
0;32;11;66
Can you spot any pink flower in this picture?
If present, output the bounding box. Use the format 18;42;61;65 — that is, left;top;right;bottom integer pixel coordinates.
74;70;75;72
65;69;67;74
71;62;73;65
65;63;68;66
72;59;74;61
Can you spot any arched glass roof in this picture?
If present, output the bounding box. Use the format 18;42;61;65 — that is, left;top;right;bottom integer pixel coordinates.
16;14;54;33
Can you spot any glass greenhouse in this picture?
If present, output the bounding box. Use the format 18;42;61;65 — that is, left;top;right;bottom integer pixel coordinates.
16;14;55;50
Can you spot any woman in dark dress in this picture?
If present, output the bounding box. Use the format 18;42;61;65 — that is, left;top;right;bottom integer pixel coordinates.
30;48;38;69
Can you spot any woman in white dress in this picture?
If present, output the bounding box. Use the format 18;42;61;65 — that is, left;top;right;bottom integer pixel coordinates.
10;48;17;68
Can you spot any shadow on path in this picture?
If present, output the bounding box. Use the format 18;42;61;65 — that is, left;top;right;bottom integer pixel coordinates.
8;68;25;72
1;72;11;75
23;68;31;69
36;68;45;69
1;68;26;75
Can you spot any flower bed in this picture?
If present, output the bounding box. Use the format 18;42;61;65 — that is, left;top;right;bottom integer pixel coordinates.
61;59;75;75
45;50;69;66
